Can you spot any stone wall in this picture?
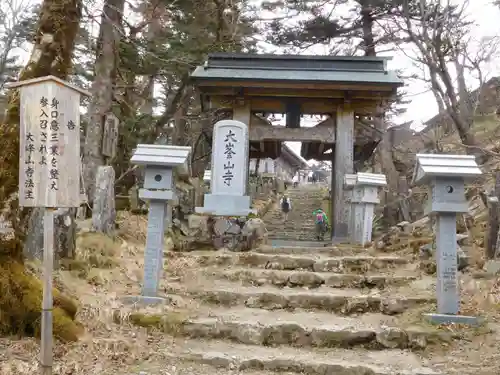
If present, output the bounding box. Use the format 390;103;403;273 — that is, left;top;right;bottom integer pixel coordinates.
118;175;275;252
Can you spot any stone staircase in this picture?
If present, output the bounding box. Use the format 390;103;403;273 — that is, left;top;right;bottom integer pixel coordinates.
263;185;326;242
158;243;446;375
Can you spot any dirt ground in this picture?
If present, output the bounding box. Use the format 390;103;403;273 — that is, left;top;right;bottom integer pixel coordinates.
1;212;500;375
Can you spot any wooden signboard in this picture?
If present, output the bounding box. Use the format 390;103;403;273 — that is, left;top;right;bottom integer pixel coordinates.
8;76;90;208
6;75;90;375
102;113;119;158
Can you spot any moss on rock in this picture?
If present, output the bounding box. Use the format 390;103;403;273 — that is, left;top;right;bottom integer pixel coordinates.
127;312;188;335
0;260;81;341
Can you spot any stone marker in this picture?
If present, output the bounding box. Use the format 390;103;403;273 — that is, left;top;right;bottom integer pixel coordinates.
6;75;90;375
102;112;119;158
196;120;252;216
413;153;482;325
91;166;116;235
344;173;386;246
125;144;191;304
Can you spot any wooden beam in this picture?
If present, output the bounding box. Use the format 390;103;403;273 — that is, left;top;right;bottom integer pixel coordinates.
212;96;382;115
232;99;251;125
201;86;394;100
249;124;335;143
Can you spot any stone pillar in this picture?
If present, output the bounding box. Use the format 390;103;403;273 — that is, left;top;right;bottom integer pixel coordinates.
196;120;252;216
332;106;354;242
413;153;482;325
349;173;386;246
143;201;167;297
91;166;116;235
123;144;191;305
343;174;357;243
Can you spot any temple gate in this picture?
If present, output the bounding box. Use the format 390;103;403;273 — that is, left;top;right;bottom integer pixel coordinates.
190;53;402;241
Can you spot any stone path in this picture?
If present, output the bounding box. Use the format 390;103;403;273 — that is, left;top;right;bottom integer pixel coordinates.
263;185;326;242
139;186;447;374
160;239;445;374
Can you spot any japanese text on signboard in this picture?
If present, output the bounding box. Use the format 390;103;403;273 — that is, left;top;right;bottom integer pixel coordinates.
222;130;237;186
23;95;78;202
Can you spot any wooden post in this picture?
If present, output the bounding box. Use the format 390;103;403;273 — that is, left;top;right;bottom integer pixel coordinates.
233;100;251;195
102;112;119;162
6;76;89;375
41;208;54;375
486;171;500;259
332;105;354;241
398;175;411;222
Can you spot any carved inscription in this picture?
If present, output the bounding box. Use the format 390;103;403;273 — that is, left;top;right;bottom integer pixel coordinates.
143;203;166;296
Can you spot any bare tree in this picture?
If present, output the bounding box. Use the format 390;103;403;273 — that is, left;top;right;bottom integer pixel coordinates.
0;0;34;91
388;0;498;162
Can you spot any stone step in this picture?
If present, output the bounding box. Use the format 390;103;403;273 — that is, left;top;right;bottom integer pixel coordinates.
266;222;316;227
265;240;332;248
144;307;450;350
180;251;409;272
256;245;358;256
266;227;317;232
267;234;322;241
266;226;317;231
133;361;290;375
165;281;434;315
267;235;321;242
166;338;442;375
204;267;418;289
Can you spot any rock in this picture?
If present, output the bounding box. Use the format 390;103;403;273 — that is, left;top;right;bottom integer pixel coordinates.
288;272;324;287
456;233;469;245
188;214;209;234
214;218;232;236
419;244;433;260
412;216;430;228
396;221;413;234
241;218;268;249
457;245;470;271
376;328;408;349
419;242;469;271
388;226;402;235
226;223;242;235
380;298;406;315
485;260;500;275
91;166;116;235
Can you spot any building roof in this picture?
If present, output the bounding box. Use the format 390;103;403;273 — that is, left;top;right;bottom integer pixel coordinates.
282;143;309;169
191;53;403;87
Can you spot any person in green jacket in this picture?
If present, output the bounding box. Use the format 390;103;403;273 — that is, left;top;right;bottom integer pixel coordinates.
312;208;329;241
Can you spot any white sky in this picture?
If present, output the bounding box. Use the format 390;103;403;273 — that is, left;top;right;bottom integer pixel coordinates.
7;0;500;164
255;0;500;162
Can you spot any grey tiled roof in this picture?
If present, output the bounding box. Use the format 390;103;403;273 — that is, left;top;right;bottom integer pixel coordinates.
190;53;403;86
191;66;401;85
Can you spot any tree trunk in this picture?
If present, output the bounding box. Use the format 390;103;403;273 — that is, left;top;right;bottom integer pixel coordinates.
0;0;83;259
360;4;400;226
91;166;116;235
487;172;500;259
360;4;375;57
82;0;125;207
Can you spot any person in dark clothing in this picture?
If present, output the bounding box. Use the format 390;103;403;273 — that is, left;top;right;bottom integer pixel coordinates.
280;194;292;222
